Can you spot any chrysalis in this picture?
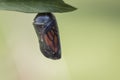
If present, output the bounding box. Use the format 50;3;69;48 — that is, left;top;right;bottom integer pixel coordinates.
33;13;61;60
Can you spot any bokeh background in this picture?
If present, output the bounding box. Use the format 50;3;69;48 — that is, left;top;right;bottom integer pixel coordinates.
0;0;120;80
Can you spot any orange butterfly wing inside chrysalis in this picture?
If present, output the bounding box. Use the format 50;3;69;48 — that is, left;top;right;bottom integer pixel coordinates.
44;27;58;53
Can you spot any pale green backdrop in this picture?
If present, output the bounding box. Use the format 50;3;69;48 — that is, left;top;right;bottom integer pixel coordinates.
0;0;120;80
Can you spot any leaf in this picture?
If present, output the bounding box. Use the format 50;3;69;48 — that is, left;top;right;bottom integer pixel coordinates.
0;0;77;13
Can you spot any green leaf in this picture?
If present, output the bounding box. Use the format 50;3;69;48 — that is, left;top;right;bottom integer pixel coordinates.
0;0;77;13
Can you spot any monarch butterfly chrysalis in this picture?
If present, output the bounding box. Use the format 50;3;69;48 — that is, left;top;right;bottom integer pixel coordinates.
33;13;61;60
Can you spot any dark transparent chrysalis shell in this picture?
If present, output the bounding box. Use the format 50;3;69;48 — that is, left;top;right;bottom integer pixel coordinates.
33;13;61;60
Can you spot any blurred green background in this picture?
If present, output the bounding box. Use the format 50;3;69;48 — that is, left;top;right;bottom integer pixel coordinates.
0;0;120;80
